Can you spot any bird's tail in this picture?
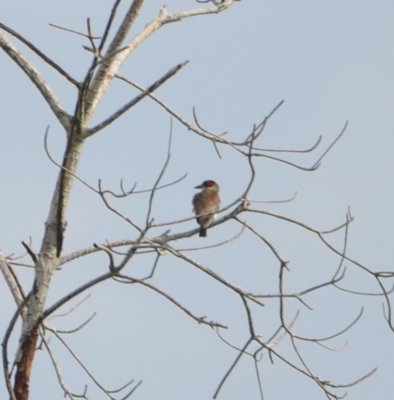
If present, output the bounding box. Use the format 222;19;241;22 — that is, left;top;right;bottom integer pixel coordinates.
199;227;207;237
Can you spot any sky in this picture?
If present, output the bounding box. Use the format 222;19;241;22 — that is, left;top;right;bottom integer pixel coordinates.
1;0;394;399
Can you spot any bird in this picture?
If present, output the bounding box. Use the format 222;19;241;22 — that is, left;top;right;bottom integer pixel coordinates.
192;180;220;237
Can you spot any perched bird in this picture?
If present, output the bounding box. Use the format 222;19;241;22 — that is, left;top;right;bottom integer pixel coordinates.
192;180;220;237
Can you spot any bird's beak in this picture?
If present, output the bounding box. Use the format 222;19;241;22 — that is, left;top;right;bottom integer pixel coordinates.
194;183;204;189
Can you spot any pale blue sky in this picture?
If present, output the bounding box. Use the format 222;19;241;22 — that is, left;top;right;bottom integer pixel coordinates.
1;1;394;399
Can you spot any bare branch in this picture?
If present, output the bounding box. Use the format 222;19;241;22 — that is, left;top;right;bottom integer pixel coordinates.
100;173;187;199
87;61;189;136
0;31;72;130
0;252;25;308
49;313;97;335
84;1;237;119
0;22;79;87
41;336;80;400
311;121;348;169
21;241;38;264
115;273;228;329
49;22;101;39
213;338;253;399
145;122;174;225
52;331;141;400
98;0;124;53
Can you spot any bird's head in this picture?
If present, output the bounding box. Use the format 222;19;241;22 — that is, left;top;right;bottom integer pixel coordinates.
195;180;219;191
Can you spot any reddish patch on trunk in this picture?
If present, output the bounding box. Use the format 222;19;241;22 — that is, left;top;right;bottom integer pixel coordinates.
14;330;38;400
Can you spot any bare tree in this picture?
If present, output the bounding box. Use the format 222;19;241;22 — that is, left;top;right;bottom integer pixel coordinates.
1;1;393;400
